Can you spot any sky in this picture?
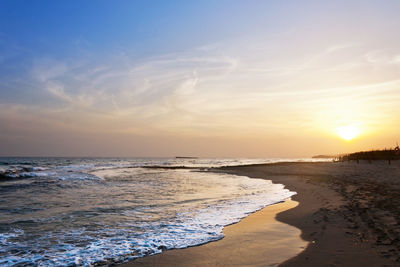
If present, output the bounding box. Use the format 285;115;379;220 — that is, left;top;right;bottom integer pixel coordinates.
0;0;400;157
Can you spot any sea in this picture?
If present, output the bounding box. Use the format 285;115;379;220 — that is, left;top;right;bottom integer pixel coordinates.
0;157;327;266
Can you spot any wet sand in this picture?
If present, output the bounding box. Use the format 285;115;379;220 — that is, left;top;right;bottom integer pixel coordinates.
123;161;400;266
121;200;307;266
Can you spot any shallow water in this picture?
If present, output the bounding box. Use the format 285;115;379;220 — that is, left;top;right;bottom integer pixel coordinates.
0;157;326;266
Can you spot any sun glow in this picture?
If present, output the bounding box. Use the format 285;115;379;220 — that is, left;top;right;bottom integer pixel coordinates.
336;125;360;141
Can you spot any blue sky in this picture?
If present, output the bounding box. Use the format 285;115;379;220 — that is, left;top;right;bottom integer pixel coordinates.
0;1;277;58
1;1;400;156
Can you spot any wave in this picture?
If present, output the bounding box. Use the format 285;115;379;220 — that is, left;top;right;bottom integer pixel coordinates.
0;157;330;183
0;164;296;266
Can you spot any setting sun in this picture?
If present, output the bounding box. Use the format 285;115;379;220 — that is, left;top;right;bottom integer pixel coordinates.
336;125;360;141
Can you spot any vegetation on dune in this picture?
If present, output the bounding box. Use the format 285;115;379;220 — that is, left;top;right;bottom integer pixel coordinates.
338;145;400;163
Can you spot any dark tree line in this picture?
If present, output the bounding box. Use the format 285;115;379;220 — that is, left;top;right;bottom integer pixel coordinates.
338;145;400;164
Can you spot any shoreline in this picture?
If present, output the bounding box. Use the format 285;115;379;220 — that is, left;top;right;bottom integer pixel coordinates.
122;161;400;266
120;199;307;266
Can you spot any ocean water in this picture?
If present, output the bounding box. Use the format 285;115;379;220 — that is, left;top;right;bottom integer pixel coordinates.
0;157;325;266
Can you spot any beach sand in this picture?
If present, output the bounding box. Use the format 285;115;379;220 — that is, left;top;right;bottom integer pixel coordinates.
122;161;400;266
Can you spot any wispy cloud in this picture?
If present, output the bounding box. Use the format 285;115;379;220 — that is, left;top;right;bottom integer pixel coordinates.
1;38;400;140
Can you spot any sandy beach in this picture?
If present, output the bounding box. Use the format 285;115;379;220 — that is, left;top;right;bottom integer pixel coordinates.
123;161;400;266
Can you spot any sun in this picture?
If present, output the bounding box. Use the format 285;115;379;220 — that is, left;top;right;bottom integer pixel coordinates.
336;125;360;141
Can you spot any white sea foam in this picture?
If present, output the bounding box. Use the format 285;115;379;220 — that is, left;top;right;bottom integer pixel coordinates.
0;158;304;266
